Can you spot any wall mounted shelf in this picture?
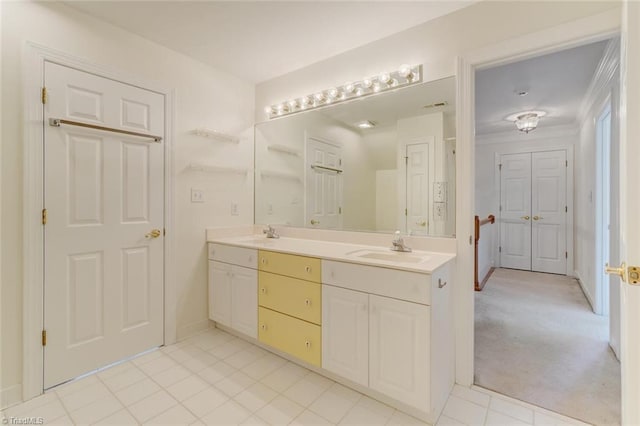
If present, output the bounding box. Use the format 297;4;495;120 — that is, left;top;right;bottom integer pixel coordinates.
187;162;248;175
192;128;240;143
267;144;301;156
260;170;301;182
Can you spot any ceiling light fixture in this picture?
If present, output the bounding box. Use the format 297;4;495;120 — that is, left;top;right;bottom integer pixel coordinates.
264;64;423;119
506;110;546;134
356;120;376;129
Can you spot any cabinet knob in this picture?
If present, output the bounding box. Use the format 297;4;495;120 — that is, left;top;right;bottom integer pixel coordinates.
305;299;311;307
261;287;267;294
305;266;312;273
438;278;447;288
261;324;267;331
261;258;267;265
305;340;311;349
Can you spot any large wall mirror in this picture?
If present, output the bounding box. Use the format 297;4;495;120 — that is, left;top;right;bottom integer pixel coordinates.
255;76;456;237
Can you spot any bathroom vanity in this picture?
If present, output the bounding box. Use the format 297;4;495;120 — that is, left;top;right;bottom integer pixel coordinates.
207;234;455;422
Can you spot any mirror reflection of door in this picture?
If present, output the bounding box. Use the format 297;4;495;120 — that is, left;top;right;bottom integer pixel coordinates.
305;136;343;229
406;143;430;236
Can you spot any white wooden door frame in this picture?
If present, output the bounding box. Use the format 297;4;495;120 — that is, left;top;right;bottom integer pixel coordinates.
454;7;619;388
493;148;574;275
22;42;176;401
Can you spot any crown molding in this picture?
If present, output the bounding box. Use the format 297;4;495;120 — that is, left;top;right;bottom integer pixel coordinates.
578;37;620;121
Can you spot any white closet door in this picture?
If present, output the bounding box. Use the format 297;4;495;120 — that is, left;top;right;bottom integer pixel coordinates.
531;151;567;274
44;62;165;388
499;153;532;270
406;143;430;236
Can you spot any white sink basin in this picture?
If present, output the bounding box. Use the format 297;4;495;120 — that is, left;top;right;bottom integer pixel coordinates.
345;249;430;264
236;236;277;245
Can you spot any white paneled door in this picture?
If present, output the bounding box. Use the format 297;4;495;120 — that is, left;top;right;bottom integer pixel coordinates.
531;151;567;274
499;153;532;270
406;143;430;236
500;150;567;274
43;62;165;388
305;137;342;229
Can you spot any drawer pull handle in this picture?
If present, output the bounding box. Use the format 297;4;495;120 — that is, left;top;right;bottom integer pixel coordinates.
305;299;311;307
305;266;312;273
305;341;311;349
438;278;447;289
261;287;267;294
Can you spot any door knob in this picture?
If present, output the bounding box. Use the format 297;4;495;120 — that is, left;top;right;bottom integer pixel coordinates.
533;216;543;220
145;229;161;239
521;216;530;220
605;262;626;281
416;221;427;227
310;219;320;225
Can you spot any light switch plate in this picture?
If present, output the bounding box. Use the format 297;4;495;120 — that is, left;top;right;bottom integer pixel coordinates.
191;188;204;203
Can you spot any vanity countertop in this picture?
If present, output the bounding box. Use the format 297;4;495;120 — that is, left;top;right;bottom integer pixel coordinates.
207;234;455;274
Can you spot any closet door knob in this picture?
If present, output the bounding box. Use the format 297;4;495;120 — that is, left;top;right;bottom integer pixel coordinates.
533;215;543;221
521;216;530;220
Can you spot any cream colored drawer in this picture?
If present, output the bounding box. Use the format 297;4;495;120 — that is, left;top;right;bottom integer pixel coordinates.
259;271;321;325
258;250;321;283
258;307;321;367
209;243;257;268
322;260;430;305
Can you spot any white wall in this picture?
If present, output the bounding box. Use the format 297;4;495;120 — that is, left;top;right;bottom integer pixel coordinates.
574;39;620;320
1;2;254;406
474;126;578;282
254;2;619;122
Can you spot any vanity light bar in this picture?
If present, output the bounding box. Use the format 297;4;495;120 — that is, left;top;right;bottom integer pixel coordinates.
264;64;423;119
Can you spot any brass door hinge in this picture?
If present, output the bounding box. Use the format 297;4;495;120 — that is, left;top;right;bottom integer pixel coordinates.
405;208;408;216
42;330;47;346
163;228;166;236
499;164;502;171
565;251;568;259
499;246;502;253
338;207;342;214
42;208;47;225
41;87;48;104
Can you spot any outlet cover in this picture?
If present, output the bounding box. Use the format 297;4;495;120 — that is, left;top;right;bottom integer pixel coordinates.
231;202;239;216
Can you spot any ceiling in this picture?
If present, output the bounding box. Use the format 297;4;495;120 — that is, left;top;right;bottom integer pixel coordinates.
64;1;475;84
475;39;610;136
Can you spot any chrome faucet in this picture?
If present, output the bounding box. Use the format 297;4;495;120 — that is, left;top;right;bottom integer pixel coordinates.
391;231;412;252
263;224;279;239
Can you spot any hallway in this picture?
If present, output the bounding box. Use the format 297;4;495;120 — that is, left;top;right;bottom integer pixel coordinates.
475;268;620;425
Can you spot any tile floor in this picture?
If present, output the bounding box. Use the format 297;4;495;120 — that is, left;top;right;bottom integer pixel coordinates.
1;328;591;425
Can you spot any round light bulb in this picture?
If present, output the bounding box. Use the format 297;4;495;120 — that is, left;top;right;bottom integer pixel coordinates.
328;88;339;99
314;92;326;102
344;82;355;93
362;78;373;89
390;79;399;87
355;87;364;96
373;83;382;93
379;72;391;84
398;64;412;78
287;100;298;110
264;106;273;115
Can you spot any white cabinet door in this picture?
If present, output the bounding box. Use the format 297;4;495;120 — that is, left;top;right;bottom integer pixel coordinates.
231;266;258;338
531;150;567;274
500;153;532;270
369;294;430;410
209;260;232;326
322;285;369;386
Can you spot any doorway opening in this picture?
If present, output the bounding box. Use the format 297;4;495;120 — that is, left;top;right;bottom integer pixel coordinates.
473;37;621;426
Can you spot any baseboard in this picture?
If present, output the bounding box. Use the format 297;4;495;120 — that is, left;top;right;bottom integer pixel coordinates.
176;319;210;341
574;270;596;312
1;384;23;410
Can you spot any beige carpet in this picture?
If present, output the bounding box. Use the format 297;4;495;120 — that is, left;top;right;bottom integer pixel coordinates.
474;268;621;426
